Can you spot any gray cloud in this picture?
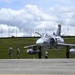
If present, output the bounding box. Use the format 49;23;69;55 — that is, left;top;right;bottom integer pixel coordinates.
0;4;75;36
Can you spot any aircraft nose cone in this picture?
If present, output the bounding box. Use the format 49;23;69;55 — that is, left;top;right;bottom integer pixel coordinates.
36;39;43;45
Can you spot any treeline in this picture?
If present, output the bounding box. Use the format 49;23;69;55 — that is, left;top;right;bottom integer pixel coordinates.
0;36;75;39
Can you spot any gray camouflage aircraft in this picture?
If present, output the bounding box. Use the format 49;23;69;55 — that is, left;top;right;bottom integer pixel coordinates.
24;23;75;59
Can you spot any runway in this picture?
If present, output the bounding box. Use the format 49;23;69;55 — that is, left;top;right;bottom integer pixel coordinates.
0;59;75;74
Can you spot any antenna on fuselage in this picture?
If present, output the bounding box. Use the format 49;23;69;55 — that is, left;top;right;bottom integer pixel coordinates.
35;32;42;37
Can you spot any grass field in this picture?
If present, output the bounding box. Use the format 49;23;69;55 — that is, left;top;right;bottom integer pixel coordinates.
0;37;75;59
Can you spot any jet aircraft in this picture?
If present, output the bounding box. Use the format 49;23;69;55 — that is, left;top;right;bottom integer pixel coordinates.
24;23;75;59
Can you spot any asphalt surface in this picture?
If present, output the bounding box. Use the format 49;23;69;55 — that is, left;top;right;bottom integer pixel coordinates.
0;59;75;74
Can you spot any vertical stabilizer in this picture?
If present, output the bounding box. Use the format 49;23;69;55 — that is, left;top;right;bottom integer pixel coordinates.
56;23;61;36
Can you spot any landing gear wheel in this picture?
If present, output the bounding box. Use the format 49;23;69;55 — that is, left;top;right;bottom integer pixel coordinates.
45;51;48;59
66;46;70;59
38;46;42;59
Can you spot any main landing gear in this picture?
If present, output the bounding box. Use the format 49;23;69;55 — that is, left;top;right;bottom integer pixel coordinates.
38;46;48;59
66;46;70;59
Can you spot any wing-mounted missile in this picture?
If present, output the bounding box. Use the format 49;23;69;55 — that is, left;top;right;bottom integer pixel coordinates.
35;32;42;37
35;32;47;37
26;46;39;55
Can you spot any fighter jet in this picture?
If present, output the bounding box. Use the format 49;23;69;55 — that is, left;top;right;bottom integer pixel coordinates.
24;23;75;59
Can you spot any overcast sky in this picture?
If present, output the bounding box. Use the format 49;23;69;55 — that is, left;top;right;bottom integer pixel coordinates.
0;0;75;37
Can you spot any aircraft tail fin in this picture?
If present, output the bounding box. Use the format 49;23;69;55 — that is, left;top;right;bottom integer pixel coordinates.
56;23;61;36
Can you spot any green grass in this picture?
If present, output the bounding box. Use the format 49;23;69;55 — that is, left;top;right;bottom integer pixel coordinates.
0;37;75;59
